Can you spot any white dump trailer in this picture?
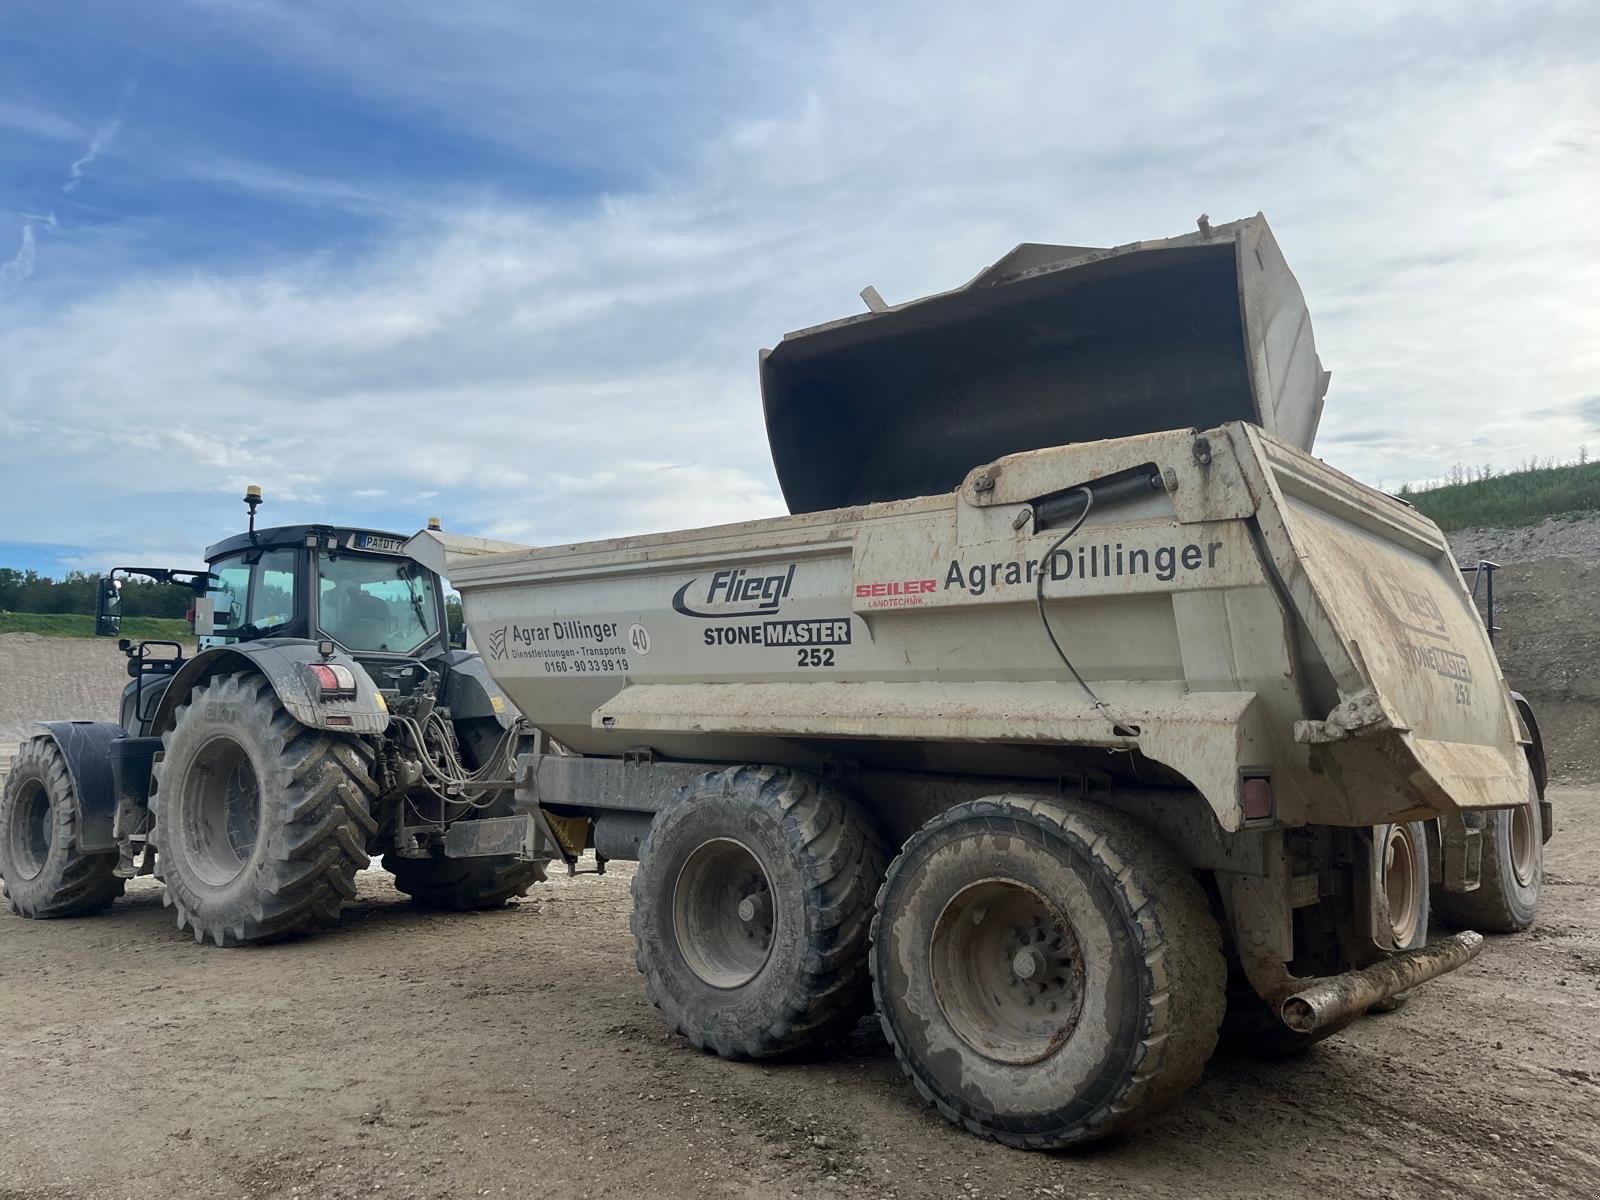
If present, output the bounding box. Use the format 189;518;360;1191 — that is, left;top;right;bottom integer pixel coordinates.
411;215;1548;1149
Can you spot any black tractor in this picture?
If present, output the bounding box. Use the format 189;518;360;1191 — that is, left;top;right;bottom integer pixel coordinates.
0;489;556;945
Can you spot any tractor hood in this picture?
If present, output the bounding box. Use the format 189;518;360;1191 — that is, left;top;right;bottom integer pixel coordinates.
761;213;1329;513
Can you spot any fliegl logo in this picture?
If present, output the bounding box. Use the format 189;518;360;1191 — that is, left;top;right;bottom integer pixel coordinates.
487;626;509;660
672;565;797;619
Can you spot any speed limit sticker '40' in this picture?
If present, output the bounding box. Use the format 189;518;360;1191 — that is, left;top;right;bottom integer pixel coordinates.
628;624;652;655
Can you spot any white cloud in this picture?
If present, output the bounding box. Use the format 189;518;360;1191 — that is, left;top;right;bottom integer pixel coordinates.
0;224;37;286
3;1;1600;563
0;101;82;143
63;117;124;193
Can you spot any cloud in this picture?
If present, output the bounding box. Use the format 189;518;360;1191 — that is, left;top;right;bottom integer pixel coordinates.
3;2;1600;565
62;117;124;193
0;224;37;286
0;101;82;143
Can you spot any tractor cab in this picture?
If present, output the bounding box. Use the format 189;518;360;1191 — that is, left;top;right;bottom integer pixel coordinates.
197;525;448;658
93;488;458;738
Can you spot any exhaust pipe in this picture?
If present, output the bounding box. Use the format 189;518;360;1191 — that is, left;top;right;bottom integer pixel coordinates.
1280;931;1484;1034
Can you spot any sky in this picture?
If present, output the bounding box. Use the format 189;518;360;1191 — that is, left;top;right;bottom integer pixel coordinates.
1;0;1597;576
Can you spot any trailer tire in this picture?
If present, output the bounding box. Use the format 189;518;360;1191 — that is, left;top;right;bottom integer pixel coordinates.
1434;782;1542;934
630;765;885;1059
0;738;124;918
384;854;545;910
871;796;1225;1149
151;672;377;946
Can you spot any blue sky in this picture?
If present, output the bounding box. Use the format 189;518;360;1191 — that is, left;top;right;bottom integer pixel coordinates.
2;1;1598;576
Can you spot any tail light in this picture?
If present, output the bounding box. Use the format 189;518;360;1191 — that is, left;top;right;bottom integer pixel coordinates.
1241;775;1274;822
306;662;357;700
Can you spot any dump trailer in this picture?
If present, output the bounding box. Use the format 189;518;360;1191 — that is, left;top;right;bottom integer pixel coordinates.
410;215;1548;1149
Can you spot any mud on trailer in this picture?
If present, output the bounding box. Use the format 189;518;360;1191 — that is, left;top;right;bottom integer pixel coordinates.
410;216;1551;1148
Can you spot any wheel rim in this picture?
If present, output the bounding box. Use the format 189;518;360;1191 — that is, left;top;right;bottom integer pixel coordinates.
929;878;1085;1066
1509;796;1538;888
1383;824;1423;947
8;778;53;881
181;736;263;888
672;837;775;989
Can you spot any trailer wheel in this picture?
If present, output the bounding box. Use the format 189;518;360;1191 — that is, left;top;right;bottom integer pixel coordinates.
384;853;546;910
871;796;1225;1149
1378;821;1430;952
151;672;377;946
1435;782;1542;934
630;765;885;1059
0;739;124;918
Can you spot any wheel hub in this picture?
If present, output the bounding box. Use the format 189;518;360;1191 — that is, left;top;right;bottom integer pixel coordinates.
8;778;53;881
1383;823;1422;948
181;736;264;888
930;878;1085;1065
672;838;776;990
1509;798;1537;888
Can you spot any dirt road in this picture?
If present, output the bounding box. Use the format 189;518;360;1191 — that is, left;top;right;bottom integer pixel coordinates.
2;789;1596;1200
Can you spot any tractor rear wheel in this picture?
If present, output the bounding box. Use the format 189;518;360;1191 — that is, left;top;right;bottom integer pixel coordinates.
151;672;377;946
0;738;124;918
384;853;546;910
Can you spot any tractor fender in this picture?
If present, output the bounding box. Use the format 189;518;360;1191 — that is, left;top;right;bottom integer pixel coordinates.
149;641;390;736
440;650;520;729
29;722;123;853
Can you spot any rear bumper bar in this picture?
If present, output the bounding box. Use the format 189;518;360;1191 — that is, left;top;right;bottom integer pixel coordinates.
1280;932;1485;1033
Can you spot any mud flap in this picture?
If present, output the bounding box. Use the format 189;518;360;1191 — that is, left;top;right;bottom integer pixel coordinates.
34;722;122;853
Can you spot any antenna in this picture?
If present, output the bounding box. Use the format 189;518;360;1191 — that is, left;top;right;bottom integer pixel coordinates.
244;485;263;543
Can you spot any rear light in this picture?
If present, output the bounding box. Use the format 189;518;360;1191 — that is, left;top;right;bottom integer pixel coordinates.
306;662;357;700
1241;775;1274;822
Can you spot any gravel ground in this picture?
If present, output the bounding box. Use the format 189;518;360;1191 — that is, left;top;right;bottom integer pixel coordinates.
1;793;1597;1200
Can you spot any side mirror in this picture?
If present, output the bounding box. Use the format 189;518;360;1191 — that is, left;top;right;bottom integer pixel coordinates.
449;624;467;650
95;578;123;637
192;596;215;637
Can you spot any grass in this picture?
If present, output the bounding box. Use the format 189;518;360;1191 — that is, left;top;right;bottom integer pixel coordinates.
1401;459;1600;531
0;612;194;640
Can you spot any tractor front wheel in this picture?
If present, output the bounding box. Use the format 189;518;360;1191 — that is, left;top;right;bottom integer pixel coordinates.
0;738;124;918
151;672;377;945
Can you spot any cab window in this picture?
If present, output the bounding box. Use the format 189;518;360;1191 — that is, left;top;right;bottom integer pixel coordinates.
249;548;298;632
317;554;440;654
206;557;250;629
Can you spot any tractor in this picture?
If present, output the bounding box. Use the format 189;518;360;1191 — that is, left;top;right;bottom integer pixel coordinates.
0;488;555;945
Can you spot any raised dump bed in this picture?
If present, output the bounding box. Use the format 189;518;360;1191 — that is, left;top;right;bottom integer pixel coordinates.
409;215;1548;1151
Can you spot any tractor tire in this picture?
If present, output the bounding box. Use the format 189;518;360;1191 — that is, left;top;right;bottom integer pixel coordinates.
1434;781;1542;934
871;796;1225;1149
630;765;885;1060
150;672;377;946
384;853;546;911
0;738;124;918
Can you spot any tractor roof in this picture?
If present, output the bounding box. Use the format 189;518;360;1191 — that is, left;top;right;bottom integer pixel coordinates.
205;524;415;562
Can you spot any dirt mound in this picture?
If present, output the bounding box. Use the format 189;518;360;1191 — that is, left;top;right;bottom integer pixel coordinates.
1449;510;1600;566
0;634;134;743
1441;522;1600;780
